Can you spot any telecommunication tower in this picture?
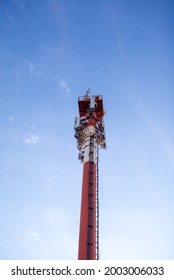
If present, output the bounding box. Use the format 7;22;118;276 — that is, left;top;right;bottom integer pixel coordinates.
74;89;106;260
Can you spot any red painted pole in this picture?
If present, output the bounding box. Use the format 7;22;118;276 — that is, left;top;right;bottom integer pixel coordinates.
78;135;97;260
74;93;106;260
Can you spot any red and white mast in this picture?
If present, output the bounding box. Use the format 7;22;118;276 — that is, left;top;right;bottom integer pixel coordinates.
74;90;106;260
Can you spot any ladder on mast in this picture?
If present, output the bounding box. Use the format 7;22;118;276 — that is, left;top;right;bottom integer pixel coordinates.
96;145;99;260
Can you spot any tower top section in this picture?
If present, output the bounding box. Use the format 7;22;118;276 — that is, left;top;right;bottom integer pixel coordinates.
78;89;105;118
74;89;106;162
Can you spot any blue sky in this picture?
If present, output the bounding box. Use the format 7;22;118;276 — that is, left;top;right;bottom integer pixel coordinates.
0;0;174;260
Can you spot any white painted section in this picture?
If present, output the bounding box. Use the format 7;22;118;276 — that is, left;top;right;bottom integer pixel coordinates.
83;126;95;136
83;126;97;164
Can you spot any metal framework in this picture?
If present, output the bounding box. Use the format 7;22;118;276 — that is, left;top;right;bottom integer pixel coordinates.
74;90;106;260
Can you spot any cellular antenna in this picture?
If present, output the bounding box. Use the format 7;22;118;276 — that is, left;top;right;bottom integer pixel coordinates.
74;91;106;260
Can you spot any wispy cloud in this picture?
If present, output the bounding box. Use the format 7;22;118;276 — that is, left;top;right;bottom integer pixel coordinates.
109;6;126;61
30;125;35;130
4;1;25;26
22;60;44;78
5;9;15;26
24;134;39;145
59;80;70;93
141;112;174;167
8;116;14;124
130;94;174;168
27;230;40;239
10;58;44;79
12;0;26;7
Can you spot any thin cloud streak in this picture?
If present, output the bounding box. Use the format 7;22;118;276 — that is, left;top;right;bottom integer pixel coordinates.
22;60;44;78
24;134;39;145
27;230;40;239
8;116;15;124
140;112;174;167
12;0;26;7
59;80;71;93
